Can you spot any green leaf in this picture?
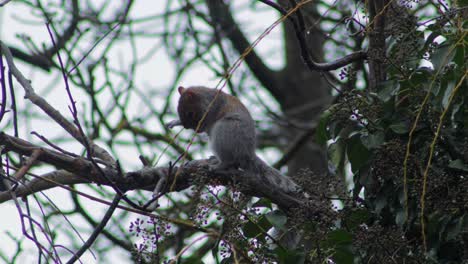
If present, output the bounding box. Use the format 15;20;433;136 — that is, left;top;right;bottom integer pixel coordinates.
324;230;354;264
395;209;406;226
376;80;398;102
328;229;352;245
441;81;456;109
252;198;272;209
409;68;433;91
446;216;465;240
448;159;468;172
389;121;409;134
431;44;456;72
333;248;354;264
453;44;466;68
242;216;272;238
329;140;346;172
459;0;468;8
265;210;287;231
375;194;387;214
361;132;385;150
344;209;369;230
316;109;332;145
275;248;305;264
347;135;370;173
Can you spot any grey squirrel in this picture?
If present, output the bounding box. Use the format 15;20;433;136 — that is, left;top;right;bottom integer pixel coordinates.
167;86;299;194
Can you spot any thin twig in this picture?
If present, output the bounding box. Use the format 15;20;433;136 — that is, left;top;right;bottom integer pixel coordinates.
274;127;316;169
68;23;120;75
3;158;57;261
31;131;79;158
0;41;114;163
0;51;7;123
44;24;148;211
13;149;42;180
66;193;122;264
7;69;18;137
0;0;12;7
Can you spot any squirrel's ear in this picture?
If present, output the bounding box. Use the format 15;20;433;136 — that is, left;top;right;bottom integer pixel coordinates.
178;86;186;95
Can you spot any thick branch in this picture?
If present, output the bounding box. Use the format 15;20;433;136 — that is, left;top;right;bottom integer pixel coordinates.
262;0;367;72
0;132;307;214
367;0;388;90
8;47;52;71
205;0;283;99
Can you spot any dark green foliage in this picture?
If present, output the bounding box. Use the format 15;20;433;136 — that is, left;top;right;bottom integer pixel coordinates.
308;5;467;263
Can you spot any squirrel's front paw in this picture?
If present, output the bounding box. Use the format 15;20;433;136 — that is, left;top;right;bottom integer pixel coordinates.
166;120;182;129
208;158;240;172
207;156;221;171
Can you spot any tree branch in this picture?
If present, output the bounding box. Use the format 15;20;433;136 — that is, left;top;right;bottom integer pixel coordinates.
205;0;283;99
0;42;115;165
7;46;52;72
367;0;388;90
4;0;80;71
0;132;309;215
66;193;122;264
261;0;367;72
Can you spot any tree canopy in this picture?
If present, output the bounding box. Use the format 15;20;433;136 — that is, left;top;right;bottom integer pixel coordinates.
0;0;467;263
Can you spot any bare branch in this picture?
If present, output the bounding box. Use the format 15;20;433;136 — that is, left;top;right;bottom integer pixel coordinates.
66;194;122;264
0;42;115;165
0;0;12;7
12;149;42;181
0;52;7;123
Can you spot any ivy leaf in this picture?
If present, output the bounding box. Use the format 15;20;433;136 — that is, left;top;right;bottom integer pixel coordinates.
431;44;455;72
316;109;332;145
252;198;272;209
446;216;466;240
344;209;369;230
389;121;409;134
326;230;354;264
347;135;370;173
275;248;305;264
442;81;456;109
266;210;287;231
375;194;388;214
448;159;468;172
242;216;271;239
395;209;406;226
333;248;354;264
329;140;346;173
361;132;385;150
453;43;466;67
328;229;352;245
376;80;399;102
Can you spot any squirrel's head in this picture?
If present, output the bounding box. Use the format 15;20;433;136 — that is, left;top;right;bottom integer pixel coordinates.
177;86;223;132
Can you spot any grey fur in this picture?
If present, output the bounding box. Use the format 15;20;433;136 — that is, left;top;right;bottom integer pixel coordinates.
172;86;300;194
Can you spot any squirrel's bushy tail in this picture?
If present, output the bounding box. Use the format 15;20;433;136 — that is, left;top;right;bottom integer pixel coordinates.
248;156;300;194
